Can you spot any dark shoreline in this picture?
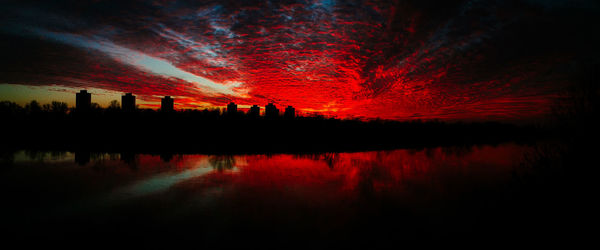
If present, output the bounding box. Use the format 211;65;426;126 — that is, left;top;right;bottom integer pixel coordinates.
1;111;545;155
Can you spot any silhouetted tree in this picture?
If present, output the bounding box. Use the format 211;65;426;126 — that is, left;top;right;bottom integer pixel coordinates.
25;100;41;114
42;103;51;112
0;95;537;154
0;101;22;115
50;101;68;114
108;100;120;110
91;103;101;111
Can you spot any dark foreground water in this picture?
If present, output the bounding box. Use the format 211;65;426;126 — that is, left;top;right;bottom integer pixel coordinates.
1;144;534;246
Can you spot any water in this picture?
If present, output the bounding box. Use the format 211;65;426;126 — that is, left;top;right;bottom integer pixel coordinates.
0;144;532;245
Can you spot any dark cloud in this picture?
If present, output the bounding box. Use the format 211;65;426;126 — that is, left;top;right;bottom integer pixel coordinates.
1;0;598;120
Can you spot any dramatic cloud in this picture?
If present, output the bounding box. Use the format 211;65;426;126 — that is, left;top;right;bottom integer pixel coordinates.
1;0;598;121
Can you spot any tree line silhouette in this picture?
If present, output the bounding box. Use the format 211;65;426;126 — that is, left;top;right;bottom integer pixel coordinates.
0;99;542;154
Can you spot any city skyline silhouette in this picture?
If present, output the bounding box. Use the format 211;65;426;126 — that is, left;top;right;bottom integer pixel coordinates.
1;0;598;247
1;89;542;155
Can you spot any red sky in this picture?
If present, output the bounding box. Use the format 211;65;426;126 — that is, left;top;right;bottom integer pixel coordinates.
1;0;598;121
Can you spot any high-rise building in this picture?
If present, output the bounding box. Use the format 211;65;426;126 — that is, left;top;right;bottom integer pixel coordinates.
249;105;260;117
227;102;237;115
284;106;295;119
161;96;174;112
122;93;136;112
76;90;91;111
265;103;279;118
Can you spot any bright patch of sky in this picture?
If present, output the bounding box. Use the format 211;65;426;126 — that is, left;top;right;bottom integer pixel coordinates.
29;28;243;96
154;23;235;68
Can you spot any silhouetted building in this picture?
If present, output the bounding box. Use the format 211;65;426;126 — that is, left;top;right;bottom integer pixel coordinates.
161;96;174;112
76;90;91;111
122;93;136;112
265;103;279;118
227;102;237;116
284;106;295;119
249;105;260;117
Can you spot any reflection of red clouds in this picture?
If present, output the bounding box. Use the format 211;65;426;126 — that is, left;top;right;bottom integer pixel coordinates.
170;144;529;199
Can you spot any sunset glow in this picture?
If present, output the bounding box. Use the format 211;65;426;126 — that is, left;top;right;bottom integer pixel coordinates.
1;0;595;120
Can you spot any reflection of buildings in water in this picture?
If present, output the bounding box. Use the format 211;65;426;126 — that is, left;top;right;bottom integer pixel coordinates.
74;151;90;166
25;150;47;161
120;152;138;169
2;144;529;209
50;151;67;160
209;155;236;171
76;152;121;167
109;153;120;161
160;153;173;163
25;145;527;195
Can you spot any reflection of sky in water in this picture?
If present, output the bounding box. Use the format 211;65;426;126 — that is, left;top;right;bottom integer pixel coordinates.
112;158;237;199
3;145;531;219
73;156;240;210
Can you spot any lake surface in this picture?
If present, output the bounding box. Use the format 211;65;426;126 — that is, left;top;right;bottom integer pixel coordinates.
0;144;532;246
